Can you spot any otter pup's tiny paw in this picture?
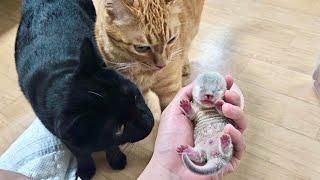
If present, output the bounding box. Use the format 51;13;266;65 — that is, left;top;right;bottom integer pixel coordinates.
176;145;189;154
180;99;192;114
220;134;232;150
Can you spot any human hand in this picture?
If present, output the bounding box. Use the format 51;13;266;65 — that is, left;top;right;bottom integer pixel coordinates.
139;75;247;179
220;75;247;175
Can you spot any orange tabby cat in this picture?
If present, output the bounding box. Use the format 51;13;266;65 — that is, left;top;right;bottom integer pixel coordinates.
95;0;204;118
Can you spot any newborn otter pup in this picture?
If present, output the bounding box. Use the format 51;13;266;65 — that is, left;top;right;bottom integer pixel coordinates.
177;72;233;175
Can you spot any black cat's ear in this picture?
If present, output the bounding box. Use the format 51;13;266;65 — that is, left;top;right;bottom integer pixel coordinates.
78;38;101;75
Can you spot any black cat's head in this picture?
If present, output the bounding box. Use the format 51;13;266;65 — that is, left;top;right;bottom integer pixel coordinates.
59;38;154;149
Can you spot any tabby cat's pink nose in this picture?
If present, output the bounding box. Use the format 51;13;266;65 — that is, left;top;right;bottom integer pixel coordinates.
156;65;165;69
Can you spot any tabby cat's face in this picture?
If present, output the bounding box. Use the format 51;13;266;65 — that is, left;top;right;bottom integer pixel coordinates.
97;0;182;72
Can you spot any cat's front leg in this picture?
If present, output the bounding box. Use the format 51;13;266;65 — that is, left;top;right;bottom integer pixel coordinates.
105;146;127;170
143;89;161;121
73;152;96;180
181;44;191;78
182;59;191;77
152;60;183;109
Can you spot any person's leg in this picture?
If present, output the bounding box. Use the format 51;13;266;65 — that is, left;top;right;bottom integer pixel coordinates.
0;170;30;180
0;119;78;179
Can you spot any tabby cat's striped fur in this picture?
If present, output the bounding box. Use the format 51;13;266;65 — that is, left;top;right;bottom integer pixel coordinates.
95;0;205;118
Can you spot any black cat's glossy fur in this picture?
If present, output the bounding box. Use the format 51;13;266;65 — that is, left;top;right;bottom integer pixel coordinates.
15;0;154;179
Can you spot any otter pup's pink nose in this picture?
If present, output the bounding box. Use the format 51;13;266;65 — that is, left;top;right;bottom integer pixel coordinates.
204;94;214;100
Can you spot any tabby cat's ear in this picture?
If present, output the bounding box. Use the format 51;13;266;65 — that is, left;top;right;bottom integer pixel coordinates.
78;38;101;75
104;0;136;23
165;0;176;4
104;0;114;17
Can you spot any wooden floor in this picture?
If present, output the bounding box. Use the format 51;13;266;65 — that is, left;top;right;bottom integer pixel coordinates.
1;0;320;179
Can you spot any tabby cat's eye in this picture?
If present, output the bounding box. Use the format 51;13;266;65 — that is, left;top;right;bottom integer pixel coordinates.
134;45;151;53
168;36;177;45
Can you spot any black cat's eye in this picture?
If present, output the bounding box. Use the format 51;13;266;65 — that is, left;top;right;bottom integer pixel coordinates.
115;125;125;136
134;45;151;53
168;36;177;45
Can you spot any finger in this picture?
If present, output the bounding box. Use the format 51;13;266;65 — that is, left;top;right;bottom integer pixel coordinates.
229;83;245;110
224;90;241;107
222;103;247;132
222;158;240;175
225;74;234;90
174;82;194;101
224;124;246;160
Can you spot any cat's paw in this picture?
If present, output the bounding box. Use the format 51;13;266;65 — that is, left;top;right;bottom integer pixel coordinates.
107;151;127;170
76;164;96;180
180;99;192;115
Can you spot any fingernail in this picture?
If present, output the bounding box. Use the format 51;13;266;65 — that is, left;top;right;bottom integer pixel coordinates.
228;104;237;116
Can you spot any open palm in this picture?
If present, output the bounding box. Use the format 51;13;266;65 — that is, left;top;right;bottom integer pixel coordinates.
143;75;247;179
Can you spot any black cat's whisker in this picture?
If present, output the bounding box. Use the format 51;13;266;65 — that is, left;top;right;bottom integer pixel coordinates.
88;91;104;99
122;143;134;153
57;112;89;138
119;143;131;154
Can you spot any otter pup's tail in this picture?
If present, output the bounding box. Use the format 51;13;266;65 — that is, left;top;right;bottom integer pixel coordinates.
182;154;228;175
182;134;233;175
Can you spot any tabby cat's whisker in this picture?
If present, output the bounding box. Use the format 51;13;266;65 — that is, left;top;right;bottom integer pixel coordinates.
139;62;153;69
174;22;191;27
172;49;184;56
104;59;138;66
115;63;140;71
106;61;140;71
169;49;184;61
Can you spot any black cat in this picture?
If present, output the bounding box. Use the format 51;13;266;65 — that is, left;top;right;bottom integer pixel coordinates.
15;0;154;179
